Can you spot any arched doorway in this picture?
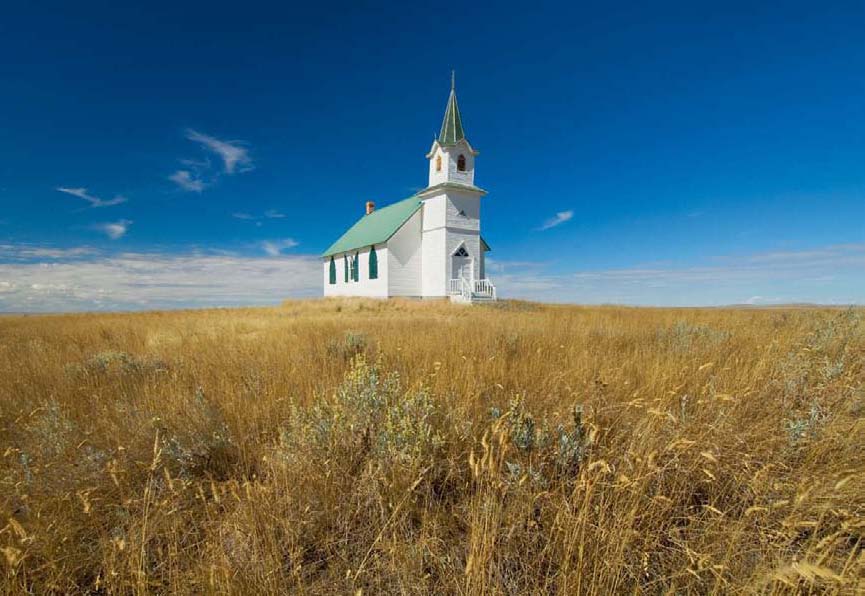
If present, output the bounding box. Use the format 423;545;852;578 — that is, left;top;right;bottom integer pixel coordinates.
451;244;473;282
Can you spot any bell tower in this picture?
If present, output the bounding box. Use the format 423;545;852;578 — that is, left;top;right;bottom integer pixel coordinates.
426;72;479;188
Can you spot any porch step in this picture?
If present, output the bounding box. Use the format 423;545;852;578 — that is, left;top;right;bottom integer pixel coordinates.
449;293;496;304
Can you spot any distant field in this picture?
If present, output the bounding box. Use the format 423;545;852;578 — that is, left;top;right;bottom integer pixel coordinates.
1;300;863;594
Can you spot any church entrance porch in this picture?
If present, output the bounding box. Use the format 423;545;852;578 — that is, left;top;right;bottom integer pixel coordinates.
448;245;496;303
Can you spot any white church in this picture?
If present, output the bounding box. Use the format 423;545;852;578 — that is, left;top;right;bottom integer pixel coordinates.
322;77;496;303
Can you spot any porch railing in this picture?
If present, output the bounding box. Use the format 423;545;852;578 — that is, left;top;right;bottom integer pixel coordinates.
473;279;496;300
447;278;497;301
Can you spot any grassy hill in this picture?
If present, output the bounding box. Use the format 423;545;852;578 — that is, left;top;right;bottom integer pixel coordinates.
1;300;863;593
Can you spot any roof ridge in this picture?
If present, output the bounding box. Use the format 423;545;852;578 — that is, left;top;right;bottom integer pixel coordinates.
367;194;418;213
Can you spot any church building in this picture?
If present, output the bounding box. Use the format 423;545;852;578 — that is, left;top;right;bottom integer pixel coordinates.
322;77;496;303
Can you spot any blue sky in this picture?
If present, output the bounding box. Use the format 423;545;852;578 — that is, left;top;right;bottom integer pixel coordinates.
1;1;864;311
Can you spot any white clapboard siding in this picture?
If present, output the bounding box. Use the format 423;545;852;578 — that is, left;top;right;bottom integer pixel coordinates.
388;209;423;296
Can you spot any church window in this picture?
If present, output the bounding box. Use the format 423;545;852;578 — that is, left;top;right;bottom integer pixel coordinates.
457;154;466;171
353;253;360;282
329;256;336;284
454;245;469;257
435;154;442;172
369;246;378;279
344;255;349;282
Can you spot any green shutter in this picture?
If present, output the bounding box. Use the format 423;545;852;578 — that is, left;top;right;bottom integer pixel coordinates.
329;256;336;284
353;253;359;281
344;255;348;282
369;246;378;279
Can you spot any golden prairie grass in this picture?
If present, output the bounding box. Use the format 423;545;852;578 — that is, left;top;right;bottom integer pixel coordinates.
0;299;863;594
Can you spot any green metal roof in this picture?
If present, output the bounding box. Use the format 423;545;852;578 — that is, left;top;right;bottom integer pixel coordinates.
322;195;422;257
438;78;466;146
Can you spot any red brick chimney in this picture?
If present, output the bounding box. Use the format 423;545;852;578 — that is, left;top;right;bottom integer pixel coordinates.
366;201;375;215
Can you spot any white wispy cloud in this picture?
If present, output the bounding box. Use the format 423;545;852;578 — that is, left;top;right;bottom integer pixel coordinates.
0;242;861;313
484;257;548;275
185;129;252;174
0;244;98;260
169;130;253;192
0;247;320;312
56;187;128;208
261;239;299;256
537;210;573;231
233;210;286;222
93;220;132;240
168;170;207;192
490;243;865;306
180;157;211;169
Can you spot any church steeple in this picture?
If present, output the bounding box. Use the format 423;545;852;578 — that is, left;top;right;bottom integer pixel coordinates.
438;71;466;146
426;72;478;188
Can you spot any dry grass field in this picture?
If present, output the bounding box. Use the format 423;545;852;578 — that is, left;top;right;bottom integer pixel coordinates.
1;299;863;594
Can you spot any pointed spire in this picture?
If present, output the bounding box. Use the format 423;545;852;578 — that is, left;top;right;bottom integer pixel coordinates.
438;71;466;146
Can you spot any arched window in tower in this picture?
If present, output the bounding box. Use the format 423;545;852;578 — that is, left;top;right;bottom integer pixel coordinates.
435;154;442;172
457;154;466;172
